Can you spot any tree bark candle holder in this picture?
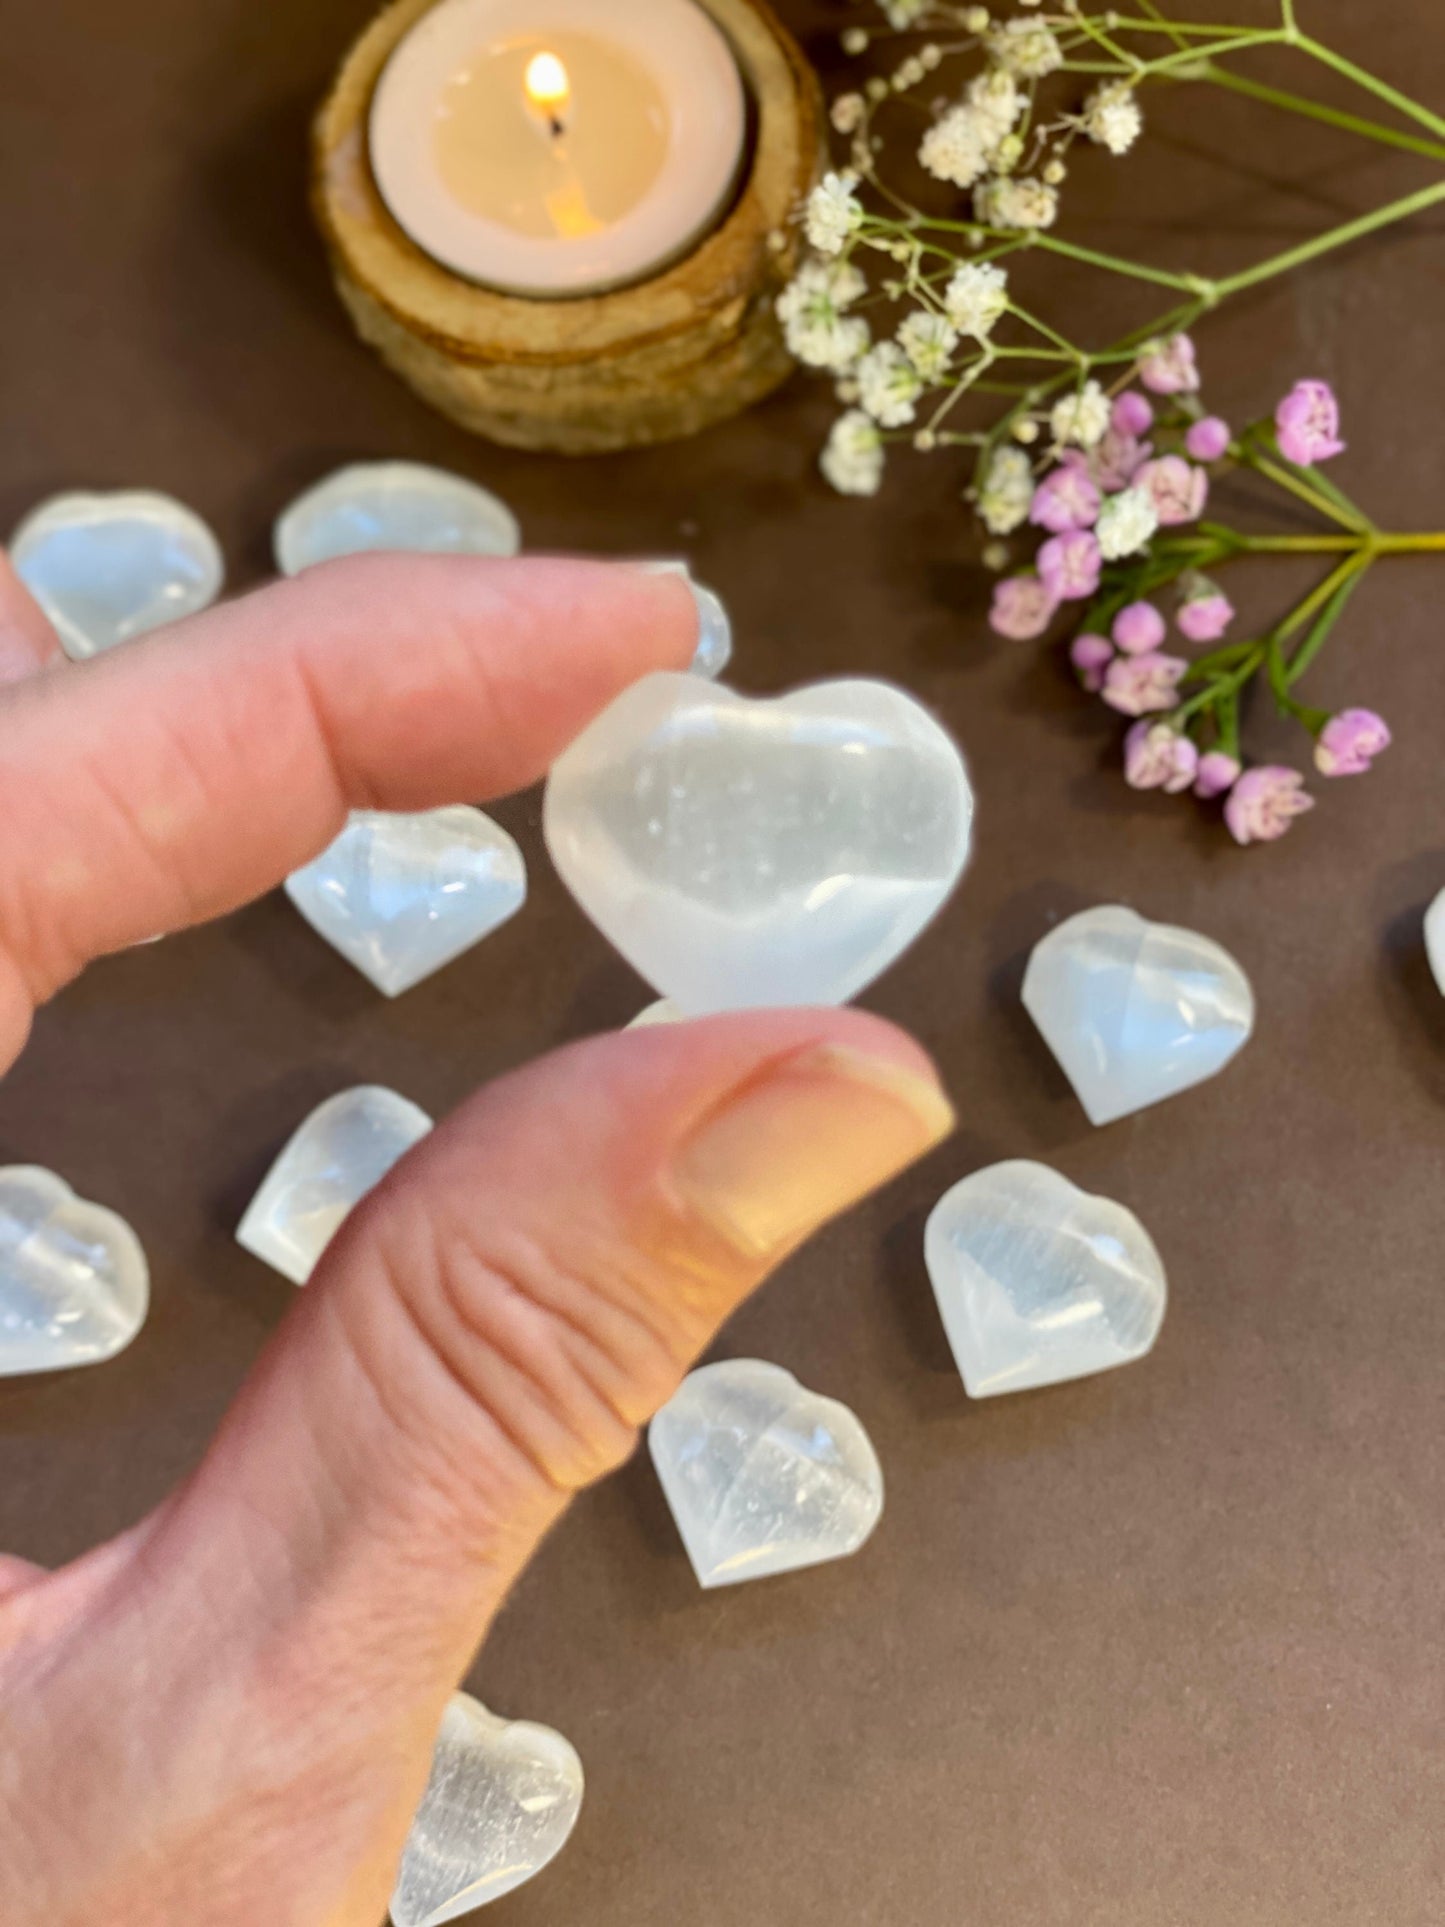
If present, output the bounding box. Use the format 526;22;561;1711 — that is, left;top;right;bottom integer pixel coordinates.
311;0;824;455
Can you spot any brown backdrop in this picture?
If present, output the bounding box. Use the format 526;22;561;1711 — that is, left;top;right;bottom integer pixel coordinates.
2;3;1442;1922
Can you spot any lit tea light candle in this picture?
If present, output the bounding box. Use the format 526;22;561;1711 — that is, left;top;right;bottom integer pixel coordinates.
370;0;746;297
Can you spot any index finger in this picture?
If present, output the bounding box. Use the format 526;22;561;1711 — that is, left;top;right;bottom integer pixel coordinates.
0;554;695;1059
0;553;64;684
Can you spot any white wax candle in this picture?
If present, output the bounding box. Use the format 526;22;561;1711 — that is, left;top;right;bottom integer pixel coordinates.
370;0;746;297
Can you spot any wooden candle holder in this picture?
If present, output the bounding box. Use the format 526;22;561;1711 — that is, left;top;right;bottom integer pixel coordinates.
312;0;824;454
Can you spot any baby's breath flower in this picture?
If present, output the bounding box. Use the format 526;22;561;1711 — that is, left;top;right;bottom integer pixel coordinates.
975;174;1058;230
1042;157;1066;185
804;172;864;255
831;92;866;135
981;540;1011;571
919;109;991;189
1050;380;1111;449
1094;485;1159;559
866;75;890;102
897;308;959;381
963;5;990;31
965;67;1021;144
914;428;938;451
988;16;1063;78
993;132;1025;172
892;56;926;90
841;26;869;55
1012;417;1040;445
920;43;942;69
977;443;1034;533
776;257;870;371
822;409;885;495
1083;82;1144;155
858;340;925;426
881;0;929;26
944;259;1009;338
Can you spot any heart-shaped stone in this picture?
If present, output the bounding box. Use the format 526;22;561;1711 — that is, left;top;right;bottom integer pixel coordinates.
638;559;733;679
925;1160;1166;1396
391;1693;583;1925
0;1166;148;1376
1022;904;1253;1125
274;461;520;574
649;1359;883;1588
10;490;224;660
285;808;526;997
1426;888;1445;996
544;673;972;1013
237;1087;432;1285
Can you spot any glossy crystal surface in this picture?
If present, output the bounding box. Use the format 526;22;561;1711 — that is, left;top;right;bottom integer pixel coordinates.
286;807;526;997
0;1167;149;1377
1022;904;1253;1125
925;1160;1166;1397
639;558;733;678
544;673;972;1014
649;1359;883;1588
11;490;223;659
1426;888;1445;996
274;461;519;574
237;1087;432;1285
391;1694;583;1925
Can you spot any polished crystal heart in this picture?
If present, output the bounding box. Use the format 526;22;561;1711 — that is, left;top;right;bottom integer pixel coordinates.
649;1359;884;1588
638;559;733;679
391;1693;583;1925
924;1160;1166;1396
1426;888;1445;996
274;461;519;574
0;1166;148;1376
11;489;223;660
237;1087;432;1285
544;673;972;1013
1022;904;1253;1125
285;807;526;997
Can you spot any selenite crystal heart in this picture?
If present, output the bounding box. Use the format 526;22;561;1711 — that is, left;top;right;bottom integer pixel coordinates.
649;1359;884;1588
285;808;526;997
0;1166;148;1376
274;461;520;574
544;673;972;1013
237;1087;432;1285
1426;888;1445;996
638;559;733;679
924;1160;1166;1396
390;1694;583;1925
1022;904;1254;1125
11;490;223;660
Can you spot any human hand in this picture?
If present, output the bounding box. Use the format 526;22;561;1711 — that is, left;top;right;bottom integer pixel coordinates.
0;551;952;1925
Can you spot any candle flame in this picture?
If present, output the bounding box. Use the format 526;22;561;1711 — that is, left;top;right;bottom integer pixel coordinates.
525;50;570;116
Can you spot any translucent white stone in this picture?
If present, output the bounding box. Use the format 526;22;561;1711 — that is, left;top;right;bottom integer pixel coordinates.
10;490;223;660
236;1087;432;1285
391;1694;583;1925
626;998;685;1027
1426;888;1445;996
649;1359;883;1588
1022;904;1253;1126
925;1160;1166;1396
285;807;525;997
273;462;519;574
638;558;733;678
544;672;973;1014
0;1166;148;1377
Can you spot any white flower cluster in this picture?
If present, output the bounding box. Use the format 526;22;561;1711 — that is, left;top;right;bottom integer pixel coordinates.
1049;379;1110;449
987;16;1064;79
944;260;1009;338
804;172;864;256
919;69;1022;189
975;174;1058;231
821;410;885;495
896;309;959;382
775;257;870;372
857;341;925;426
977;444;1034;534
1095;485;1158;559
1082;82;1144;155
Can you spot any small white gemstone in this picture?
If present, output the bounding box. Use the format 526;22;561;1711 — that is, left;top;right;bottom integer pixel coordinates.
638;558;733;678
273;461;520;574
0;1166;148;1376
1426;888;1445;996
236;1087;432;1285
925;1160;1166;1396
544;672;973;1014
285;807;525;997
10;490;223;659
1022;904;1253;1124
391;1694;583;1925
649;1359;883;1588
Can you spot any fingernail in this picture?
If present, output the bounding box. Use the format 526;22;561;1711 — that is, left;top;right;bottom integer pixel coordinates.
670;1044;954;1260
633;559;732;680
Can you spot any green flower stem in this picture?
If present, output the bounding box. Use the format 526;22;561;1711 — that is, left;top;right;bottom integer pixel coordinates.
1275;551;1370;643
1295;33;1445;142
1285;563;1368;686
1234;446;1367;531
1195;62;1445;164
1174;645;1264;722
1210;178;1445;300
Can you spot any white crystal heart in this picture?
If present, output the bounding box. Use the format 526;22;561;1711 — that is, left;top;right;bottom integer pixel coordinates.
285;808;526;997
1426;888;1445;996
0;1166;148;1376
924;1160;1166;1396
649;1359;884;1588
391;1693;583;1925
1022;904;1254;1125
11;490;224;660
237;1087;432;1285
274;461;519;574
638;559;733;679
544;673;972;1013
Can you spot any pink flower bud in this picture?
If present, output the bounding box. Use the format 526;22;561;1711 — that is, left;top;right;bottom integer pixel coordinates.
1134;456;1208;527
1111;390;1154;437
1037;528;1102;602
1224;765;1314;844
989;573;1059;640
1194;750;1241;799
1070;631;1114;690
1111;601;1166;654
1029;465;1102;533
1314;707;1391;777
1124;721;1199;793
1138;333;1200;395
1275;379;1345;466
1185;415;1231;462
1176;591;1235;643
1101;650;1188;716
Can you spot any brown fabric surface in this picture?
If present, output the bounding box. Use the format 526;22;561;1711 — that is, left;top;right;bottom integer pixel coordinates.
2;3;1442;1922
